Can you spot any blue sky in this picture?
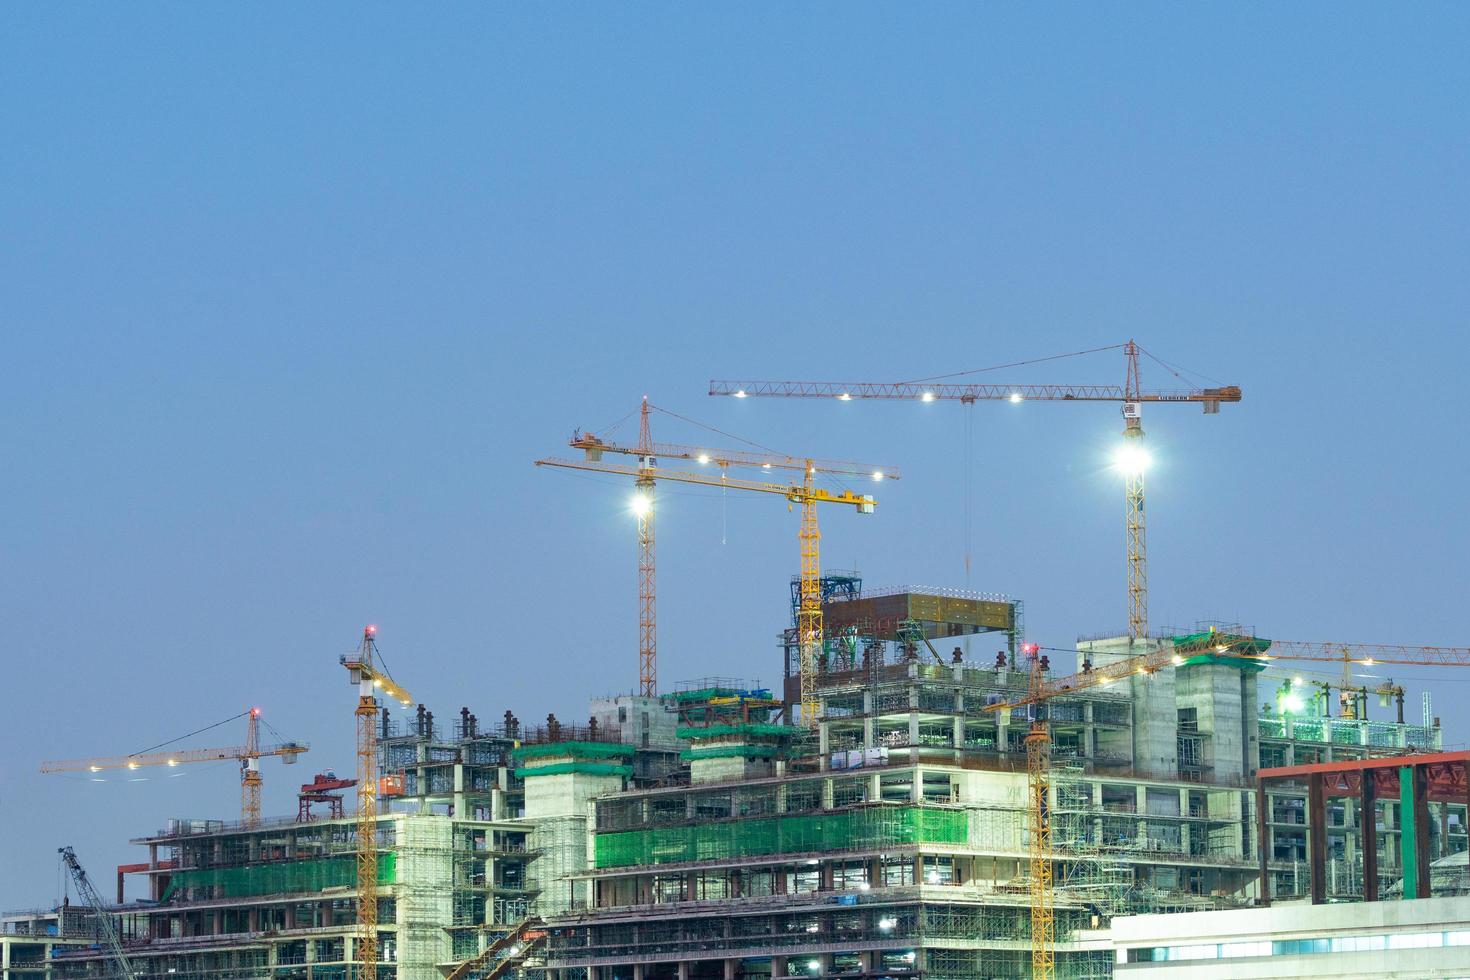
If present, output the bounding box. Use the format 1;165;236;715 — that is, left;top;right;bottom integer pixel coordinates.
2;4;1467;909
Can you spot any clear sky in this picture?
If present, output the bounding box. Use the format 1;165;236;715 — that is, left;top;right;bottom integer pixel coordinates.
2;4;1467;910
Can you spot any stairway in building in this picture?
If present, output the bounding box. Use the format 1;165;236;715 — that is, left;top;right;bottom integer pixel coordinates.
445;917;546;980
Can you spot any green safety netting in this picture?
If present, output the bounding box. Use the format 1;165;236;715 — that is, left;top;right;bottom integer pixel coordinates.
513;762;633;778
594;806;967;868
675;723;800;740
510;741;634;762
162;853;395;902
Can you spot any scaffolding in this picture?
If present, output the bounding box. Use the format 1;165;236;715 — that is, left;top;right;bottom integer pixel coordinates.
594;805;968;868
395;817;453;980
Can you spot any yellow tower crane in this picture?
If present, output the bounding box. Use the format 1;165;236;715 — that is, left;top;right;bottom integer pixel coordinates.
340;625;413;980
40;708;307;827
710;340;1241;643
537;435;894;728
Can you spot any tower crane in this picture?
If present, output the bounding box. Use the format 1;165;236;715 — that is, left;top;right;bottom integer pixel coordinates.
41;709;307;826
710;340;1242;642
536;437;893;727
341;625;413;980
58;846;137;980
991;628;1470;979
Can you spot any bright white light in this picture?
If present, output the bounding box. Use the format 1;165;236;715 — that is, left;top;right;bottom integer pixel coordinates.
1292;677;1305;686
904;952;917;962
734;390;747;398
1009;392;1023;404
805;924;819;933
921;392;935;402
167;759;178;767
762;463;771;470
90;766;102;772
507;945;520;956
872;470;884;481
1113;442;1152;476
857;882;870;891
1170;655;1183;666
1281;694;1304;712
373;678;383;687
697;454;710;464
127;762;139;770
838;392;852;401
878;917;897;930
807;960;821;972
630;493;652;518
1361;658;1376;666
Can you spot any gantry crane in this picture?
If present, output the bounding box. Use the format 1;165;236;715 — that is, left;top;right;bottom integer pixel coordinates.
341;626;414;980
711;340;1242;641
40;709;307;826
59;846;137;980
537;433;892;727
992;627;1470;979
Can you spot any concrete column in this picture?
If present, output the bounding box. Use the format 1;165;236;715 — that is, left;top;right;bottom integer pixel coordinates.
907;713;920;750
723;958;736;980
677;961;690;980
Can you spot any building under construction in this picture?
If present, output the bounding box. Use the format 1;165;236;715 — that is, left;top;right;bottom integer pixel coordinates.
40;579;1464;980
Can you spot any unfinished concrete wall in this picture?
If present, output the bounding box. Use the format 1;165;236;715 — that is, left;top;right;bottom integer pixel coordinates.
589;694;680;751
1175;664;1251;783
1080;636;1178;778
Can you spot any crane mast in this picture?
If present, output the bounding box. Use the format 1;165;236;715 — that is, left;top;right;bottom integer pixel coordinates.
635;399;657;697
355;627;380;980
1121;340;1148;641
340;626;412;980
58;847;136;980
1021;647;1055;980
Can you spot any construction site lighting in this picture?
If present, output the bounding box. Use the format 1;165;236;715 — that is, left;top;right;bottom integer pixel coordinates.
1293;677;1305;686
878;917;897;931
167;759;178;767
697;454;710;464
630;493;652;518
733;390;747;398
1281;693;1304;712
1170;655;1183;665
1009;392;1023;403
921;391;935;402
1113;442;1152;476
871;470;884;481
838;392;852;401
806;960;821;972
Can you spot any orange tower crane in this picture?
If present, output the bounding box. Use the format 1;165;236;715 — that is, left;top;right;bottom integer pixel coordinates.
710;340;1242;643
40;708;307;827
992;628;1470;978
340;626;413;980
537;433;894;727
